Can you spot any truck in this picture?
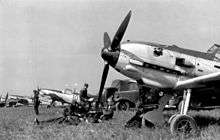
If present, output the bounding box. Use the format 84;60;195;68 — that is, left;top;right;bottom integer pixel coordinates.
104;79;140;111
105;79;220;111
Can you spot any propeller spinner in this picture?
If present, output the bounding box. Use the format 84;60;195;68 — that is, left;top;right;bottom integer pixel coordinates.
97;11;132;105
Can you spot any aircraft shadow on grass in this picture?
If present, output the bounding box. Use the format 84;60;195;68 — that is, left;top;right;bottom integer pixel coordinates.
34;115;83;126
193;115;220;128
125;113;220;129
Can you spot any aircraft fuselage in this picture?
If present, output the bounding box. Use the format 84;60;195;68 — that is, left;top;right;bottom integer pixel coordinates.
114;41;220;89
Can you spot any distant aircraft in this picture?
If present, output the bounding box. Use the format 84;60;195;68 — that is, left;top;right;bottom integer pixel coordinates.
96;10;220;134
7;94;31;107
37;88;72;107
0;93;32;107
0;93;8;107
37;88;99;107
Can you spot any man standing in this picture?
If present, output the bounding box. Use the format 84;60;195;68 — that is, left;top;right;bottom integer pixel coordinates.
33;90;40;115
80;83;89;102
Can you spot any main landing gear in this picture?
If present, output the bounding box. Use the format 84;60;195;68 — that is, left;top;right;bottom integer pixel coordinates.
127;89;197;136
169;89;197;135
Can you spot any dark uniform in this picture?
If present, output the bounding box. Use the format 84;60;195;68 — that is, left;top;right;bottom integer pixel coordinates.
80;83;88;102
33;90;40;115
136;85;148;108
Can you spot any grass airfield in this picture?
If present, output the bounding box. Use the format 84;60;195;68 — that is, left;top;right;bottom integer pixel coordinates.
0;106;219;140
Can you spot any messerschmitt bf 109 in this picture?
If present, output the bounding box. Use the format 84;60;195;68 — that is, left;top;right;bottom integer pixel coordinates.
0;93;32;107
96;10;220;135
35;87;114;124
37;87;103;107
36;88;79;107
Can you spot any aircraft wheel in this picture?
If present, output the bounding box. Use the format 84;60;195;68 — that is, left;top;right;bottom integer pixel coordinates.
170;114;197;136
168;114;178;124
116;101;130;111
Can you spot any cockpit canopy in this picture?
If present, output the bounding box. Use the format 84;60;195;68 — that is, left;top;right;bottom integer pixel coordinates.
207;44;220;61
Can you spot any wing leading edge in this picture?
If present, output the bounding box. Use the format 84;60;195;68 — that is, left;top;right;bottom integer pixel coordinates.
174;71;220;89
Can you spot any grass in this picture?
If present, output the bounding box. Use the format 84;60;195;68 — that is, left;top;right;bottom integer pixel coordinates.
0;106;219;140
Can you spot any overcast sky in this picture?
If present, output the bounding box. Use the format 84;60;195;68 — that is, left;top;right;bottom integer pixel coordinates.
1;0;220;96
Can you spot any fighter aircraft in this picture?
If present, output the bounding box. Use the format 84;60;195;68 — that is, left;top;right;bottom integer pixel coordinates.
0;93;32;107
34;86;115;124
96;10;220;135
37;88;76;107
37;88;102;107
7;94;31;107
0;93;8;107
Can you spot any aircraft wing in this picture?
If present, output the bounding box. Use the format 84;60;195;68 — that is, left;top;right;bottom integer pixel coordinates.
174;71;220;89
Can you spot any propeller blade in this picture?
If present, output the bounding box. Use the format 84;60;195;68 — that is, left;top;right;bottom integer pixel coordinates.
5;92;8;104
111;11;131;51
37;86;40;92
104;32;111;49
97;63;109;105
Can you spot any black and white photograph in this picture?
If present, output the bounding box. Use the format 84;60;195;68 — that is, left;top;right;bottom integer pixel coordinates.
0;0;220;139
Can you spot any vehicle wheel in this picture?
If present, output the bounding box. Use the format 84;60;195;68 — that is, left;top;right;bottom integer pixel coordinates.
116;101;130;111
170;114;197;136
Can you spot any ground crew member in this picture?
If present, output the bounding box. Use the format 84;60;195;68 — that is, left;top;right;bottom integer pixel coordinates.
79;83;89;102
136;85;147;108
33;90;40;115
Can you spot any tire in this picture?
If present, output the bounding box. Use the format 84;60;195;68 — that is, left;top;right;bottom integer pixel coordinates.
168;114;177;124
170;114;197;136
116;101;130;111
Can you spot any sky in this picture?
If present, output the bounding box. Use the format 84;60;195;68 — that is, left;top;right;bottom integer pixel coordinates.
1;0;220;96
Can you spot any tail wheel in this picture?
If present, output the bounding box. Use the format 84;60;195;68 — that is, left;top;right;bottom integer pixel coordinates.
116;101;130;111
170;114;197;136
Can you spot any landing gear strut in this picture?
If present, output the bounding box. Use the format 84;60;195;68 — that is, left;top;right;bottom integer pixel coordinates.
126;88;198;136
126;92;172;128
169;89;197;135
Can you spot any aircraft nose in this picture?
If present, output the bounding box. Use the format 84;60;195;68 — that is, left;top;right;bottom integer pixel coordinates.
38;90;45;96
101;49;120;67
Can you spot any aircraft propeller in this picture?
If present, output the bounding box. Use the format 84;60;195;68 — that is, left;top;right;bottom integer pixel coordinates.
97;11;132;105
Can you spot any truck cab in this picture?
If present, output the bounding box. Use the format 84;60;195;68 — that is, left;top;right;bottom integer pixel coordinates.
105;79;140;111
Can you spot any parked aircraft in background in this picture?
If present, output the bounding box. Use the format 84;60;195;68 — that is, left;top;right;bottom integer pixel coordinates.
7;94;31;107
37;88;68;107
95;10;220;135
0;93;8;107
36;87;107;107
37;86;105;105
0;93;33;107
